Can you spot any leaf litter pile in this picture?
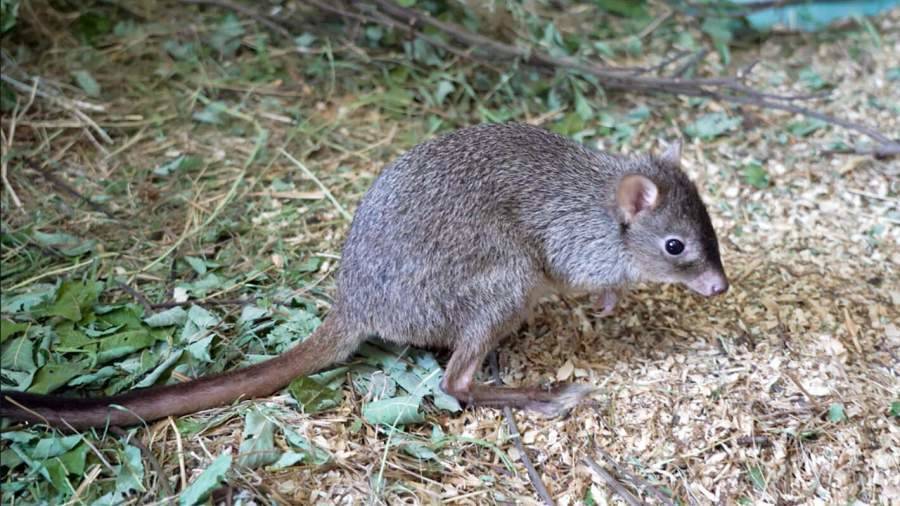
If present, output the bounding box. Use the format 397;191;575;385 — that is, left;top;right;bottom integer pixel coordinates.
0;2;898;505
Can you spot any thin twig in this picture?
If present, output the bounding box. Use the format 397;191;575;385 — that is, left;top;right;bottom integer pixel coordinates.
8;252;118;291
595;446;675;505
169;417;188;493
673;48;709;78
1;81;37;209
279;148;352;221
487;352;555;506
736;435;773;448
108;427;175;499
181;0;293;40
28;163;116;218
582;456;642;506
117;282;153;312
822;144;900;159
0;74;106;112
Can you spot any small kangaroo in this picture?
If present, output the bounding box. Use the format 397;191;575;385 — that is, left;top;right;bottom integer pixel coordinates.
0;123;728;429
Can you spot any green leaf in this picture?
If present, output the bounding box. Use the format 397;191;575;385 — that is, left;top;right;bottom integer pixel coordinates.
237;409;280;469
42;459;73;494
270;451;318;469
181;305;219;342
113;19;139;38
584;486;596;506
68;365;118;387
74;12;112;46
684;113;740;140
36;280;102;322
1;284;57;313
742;161;769;189
0;369;34;390
58;443;89;477
209;13;244;57
701;17;734;65
364;372;398;399
891;401;900;417
164;40;195;60
32;231;96;257
186;335;213;362
430;424;445;444
179;452;232;506
1;335;34;371
574;92;593;121
787;118;826;137
267;309;320;351
1;431;37;444
294;33;316;48
1;80;16;112
192;101;228;125
594;0;647;18
238;305;267;324
887;67;900;81
395;0;416;7
413;353;461;412
144;306;188;327
282;427;331;465
1;0;19;34
154;155;203;176
184;256;208;275
28;362;85;394
32;434;81;459
96;329;156;364
115;445;146;495
72;70;101;97
747;464;766;491
133;348;183;388
550;112;585;137
827;402;846;423
401;441;438;461
288;376;342;414
362;395;425;426
0;318;28;344
0;448;23;470
95;304;145;330
55;321;92;348
799;68;828;90
434;80;455;106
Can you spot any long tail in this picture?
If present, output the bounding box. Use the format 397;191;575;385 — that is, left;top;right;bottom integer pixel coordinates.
0;318;354;430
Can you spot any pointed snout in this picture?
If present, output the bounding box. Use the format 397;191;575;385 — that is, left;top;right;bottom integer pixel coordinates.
685;269;729;297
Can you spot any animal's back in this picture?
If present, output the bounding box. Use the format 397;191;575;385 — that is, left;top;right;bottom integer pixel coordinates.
332;123;618;347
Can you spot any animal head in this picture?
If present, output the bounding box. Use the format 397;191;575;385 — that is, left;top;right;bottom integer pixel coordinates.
616;141;728;297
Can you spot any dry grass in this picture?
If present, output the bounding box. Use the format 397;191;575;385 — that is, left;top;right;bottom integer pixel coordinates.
1;1;898;505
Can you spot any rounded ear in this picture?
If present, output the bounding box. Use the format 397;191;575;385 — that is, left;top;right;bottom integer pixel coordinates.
659;139;682;168
616;174;658;223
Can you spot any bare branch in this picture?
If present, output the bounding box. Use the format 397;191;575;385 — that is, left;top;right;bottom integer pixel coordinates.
582;456;642;506
311;0;898;153
488;352;555;506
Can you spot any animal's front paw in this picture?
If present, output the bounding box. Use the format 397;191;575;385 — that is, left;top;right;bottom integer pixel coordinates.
592;289;618;317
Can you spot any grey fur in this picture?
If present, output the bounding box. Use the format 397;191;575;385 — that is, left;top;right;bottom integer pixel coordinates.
331;122;727;413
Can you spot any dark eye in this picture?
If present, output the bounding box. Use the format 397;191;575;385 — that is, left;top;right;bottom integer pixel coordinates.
665;238;684;256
